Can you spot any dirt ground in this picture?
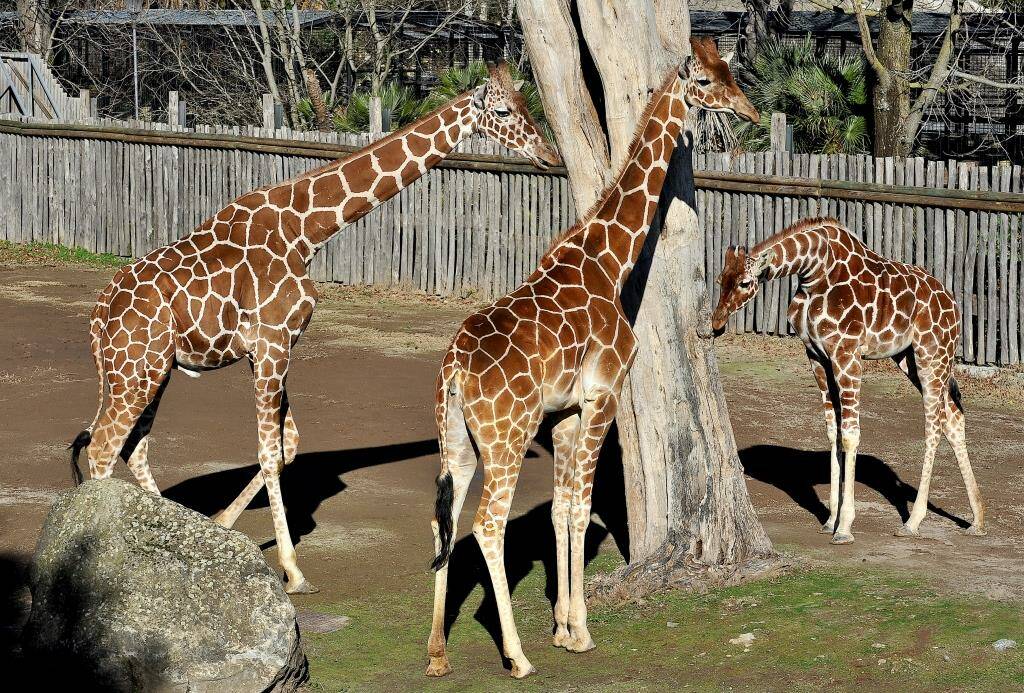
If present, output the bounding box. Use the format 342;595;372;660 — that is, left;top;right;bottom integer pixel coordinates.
1;259;1023;686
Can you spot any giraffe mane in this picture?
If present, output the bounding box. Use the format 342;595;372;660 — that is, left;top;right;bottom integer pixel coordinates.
545;67;681;250
751;216;847;255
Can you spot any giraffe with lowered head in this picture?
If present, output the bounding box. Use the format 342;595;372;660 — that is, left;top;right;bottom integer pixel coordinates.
69;62;560;594
426;38;759;678
710;217;984;544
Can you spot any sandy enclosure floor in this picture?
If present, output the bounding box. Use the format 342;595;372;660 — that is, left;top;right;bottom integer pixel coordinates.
1;261;1022;630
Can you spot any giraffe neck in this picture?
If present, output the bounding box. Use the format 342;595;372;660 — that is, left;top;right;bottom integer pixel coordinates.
269;94;477;259
557;77;688;293
755;225;831;286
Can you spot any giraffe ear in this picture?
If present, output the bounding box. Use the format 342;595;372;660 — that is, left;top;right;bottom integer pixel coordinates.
722;50;735;66
512;79;525;92
679;55;695;80
473;82;488;109
752;249;775;277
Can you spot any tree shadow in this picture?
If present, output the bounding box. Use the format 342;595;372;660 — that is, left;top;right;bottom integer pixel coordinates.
163;439;441;546
738;444;970;528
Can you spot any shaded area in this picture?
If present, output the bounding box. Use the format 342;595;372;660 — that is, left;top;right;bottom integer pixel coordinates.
164;438;442;545
739;444;969;528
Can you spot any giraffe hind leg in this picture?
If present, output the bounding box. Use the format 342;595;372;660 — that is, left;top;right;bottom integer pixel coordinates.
942;388;985;535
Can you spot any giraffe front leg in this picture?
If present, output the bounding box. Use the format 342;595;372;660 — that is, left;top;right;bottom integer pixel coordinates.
896;365;945;538
253;352;315;595
563;391;617;654
550;412;580;649
806;351;839;534
831;350;862;545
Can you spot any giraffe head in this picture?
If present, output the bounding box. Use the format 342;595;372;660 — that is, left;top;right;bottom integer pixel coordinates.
471;62;561;170
682;38;760;123
710;246;776;334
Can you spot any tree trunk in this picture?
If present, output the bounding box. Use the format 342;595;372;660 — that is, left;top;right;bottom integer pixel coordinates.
303;67;331;130
520;0;779;602
872;1;913;157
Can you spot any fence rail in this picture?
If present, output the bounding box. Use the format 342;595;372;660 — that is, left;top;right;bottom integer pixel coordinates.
0;115;1022;366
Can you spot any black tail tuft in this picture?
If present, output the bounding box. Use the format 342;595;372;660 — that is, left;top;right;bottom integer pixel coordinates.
430;471;454;571
68;430;90;486
949;377;964;413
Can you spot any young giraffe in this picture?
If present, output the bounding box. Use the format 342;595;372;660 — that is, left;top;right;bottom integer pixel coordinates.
426;38;759;678
710;217;985;544
69;62;559;594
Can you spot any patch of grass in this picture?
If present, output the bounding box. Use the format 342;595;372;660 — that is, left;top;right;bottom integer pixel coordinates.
0;240;127;269
302;557;1023;691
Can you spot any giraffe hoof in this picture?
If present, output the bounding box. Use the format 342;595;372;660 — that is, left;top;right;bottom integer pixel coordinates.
565;636;596;653
285;578;319;595
894;524;919;538
819;522;836;534
509;660;537;679
552;629;571;648
965;524;987;537
830;532;854;545
425;655;452;677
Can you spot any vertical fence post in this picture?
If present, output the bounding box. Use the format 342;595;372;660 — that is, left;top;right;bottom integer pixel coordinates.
770;112;787;152
168;91;180;126
78;88;90;121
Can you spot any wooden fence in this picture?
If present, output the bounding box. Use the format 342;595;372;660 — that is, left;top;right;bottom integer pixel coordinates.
0;115;1022;366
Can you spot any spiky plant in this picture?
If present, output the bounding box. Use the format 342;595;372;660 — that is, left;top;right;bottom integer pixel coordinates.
333;83;431;134
735;36;870;154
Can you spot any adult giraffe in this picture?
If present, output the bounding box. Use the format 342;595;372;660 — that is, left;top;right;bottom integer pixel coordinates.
69;62;559;595
710;217;984;544
426;39;759;678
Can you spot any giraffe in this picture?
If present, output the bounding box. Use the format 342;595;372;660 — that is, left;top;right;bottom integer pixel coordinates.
710;217;985;544
68;62;560;595
425;38;759;678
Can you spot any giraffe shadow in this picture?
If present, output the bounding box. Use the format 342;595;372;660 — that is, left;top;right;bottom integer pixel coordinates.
739;444;970;528
163;438;442;546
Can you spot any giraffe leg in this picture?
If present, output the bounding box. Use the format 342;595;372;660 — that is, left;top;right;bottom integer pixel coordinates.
550;412;580;649
831;349;862;545
807;351;840;534
213;407;298;529
942;396;985;535
252;349;314;595
563;391;617;653
897;361;945;537
472;435;536;678
120;374;170;495
425;403;478;678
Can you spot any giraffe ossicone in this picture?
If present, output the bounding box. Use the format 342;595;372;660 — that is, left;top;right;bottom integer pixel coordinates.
425;37;759;679
68;62;559;595
711;217;985;544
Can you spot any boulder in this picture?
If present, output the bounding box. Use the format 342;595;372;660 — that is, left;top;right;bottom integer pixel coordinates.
24;478;307;692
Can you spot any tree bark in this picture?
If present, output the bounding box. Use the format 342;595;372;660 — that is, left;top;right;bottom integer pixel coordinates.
519;0;779;602
872;1;913;157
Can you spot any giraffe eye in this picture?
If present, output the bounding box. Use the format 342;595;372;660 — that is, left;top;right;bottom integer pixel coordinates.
697;77;711;87
740;279;754;289
493;107;511;118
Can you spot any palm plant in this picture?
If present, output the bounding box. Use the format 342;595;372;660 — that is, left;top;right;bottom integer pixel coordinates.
333;82;431;134
736;37;870;154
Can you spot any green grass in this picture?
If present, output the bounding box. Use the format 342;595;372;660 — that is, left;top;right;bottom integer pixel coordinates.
0;240;127;269
302;555;1024;692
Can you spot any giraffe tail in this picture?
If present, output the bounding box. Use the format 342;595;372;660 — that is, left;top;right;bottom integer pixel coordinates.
949;377;964;413
68;310;107;486
431;368;464;571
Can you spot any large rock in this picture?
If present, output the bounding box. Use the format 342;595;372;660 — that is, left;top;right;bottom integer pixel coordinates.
24;479;307;692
